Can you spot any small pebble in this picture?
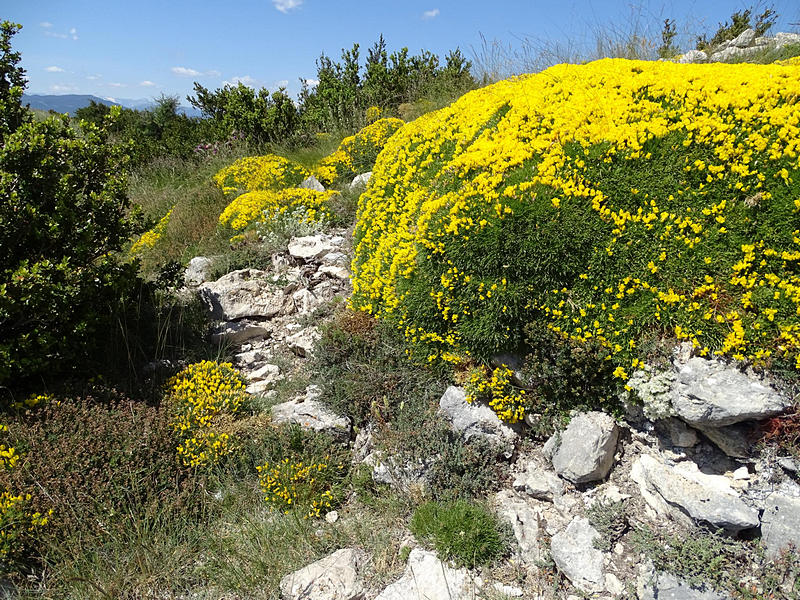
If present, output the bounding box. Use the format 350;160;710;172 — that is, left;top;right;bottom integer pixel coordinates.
325;510;339;523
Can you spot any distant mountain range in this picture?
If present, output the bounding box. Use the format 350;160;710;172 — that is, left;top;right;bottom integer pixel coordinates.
22;94;202;117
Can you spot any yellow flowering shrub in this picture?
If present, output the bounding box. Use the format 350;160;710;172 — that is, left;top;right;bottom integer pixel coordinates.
257;456;343;519
365;105;383;124
219;188;338;233
129;207;173;255
0;491;51;569
352;58;800;420
313;117;404;185
213;154;309;195
466;365;527;423
166;360;247;468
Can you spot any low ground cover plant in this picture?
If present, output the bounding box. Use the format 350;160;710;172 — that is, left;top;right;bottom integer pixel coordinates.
410;499;507;568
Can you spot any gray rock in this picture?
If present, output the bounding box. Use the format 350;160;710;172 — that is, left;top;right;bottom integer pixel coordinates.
773;32;800;48
211;320;270;345
199;269;290;321
638;565;731;600
247;363;282;383
551;411;619;484
550;517;605;593
322;251;349;267
778;456;800;473
672;357;788;426
374;548;481;600
319;265;350;280
348;172;372;190
494;490;544;564
271;393;351;438
730;28;756;48
512;462;563;501
288;234;339;261
438;386;518;456
667;418;699;447
697;423;752;458
678;49;707;63
493;582;524;597
364;451;433;493
630;455;759;532
287;327;321;357
761;492;800;559
279;547;365;600
291;288;322;314
709;45;761;62
298;175;325;192
184;256;214;286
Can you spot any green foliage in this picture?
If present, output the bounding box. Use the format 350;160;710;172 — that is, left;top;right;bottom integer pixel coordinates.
519;322;621;437
75;96;216;167
658;19;678;58
632;525;749;592
300;35;475;133
0;23;146;387
0;22;28;140
696;5;777;50
188;82;299;146
314;309;445;428
410;499;507;568
586;498;629;551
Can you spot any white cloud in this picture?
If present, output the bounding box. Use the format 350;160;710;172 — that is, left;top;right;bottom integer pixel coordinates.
86;74;102;80
108;82;126;88
103;96;117;102
222;75;257;87
274;79;289;89
273;0;303;13
45;66;65;72
69;27;78;40
422;8;440;19
50;83;78;92
43;25;78;40
44;31;68;39
206;69;221;77
303;78;320;87
172;66;202;77
40;21;53;28
140;80;156;87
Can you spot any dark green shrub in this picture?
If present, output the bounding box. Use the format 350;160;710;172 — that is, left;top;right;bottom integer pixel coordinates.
313;308;445;427
696;6;777;50
0;22;145;387
519;322;621;437
410;499;507;568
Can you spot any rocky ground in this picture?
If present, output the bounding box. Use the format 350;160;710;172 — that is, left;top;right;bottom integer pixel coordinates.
180;174;799;600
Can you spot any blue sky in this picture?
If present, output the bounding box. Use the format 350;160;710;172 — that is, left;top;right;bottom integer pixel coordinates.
7;0;800;102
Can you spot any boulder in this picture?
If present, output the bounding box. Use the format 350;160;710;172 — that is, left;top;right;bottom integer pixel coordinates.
551;411;619;484
512;462;563;501
550;517;605;593
246;363;282;383
374;548;481;600
211;320;270;345
271;390;351;438
298;175;325;192
199;269;290;321
288;235;339;261
494;490;544;564
279;547;365;600
184;256;214;286
671;357;788;426
730;28;756;48
348;171;372;189
696;423;752;458
774;32;800;48
761;492;800;559
678;49;707;63
438;386;518;455
630;455;759;532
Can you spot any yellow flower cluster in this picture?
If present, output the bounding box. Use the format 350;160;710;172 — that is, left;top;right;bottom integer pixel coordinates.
466;365;526;423
130;207;173;255
166;360;246;468
351;58;800;418
313;118;404;185
0;492;51;560
365;105;383;124
213;154;309;194
219;188;338;233
257;456;340;519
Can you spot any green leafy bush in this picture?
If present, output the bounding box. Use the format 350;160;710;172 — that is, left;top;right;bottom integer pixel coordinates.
410;499;507;568
0;22;145;386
